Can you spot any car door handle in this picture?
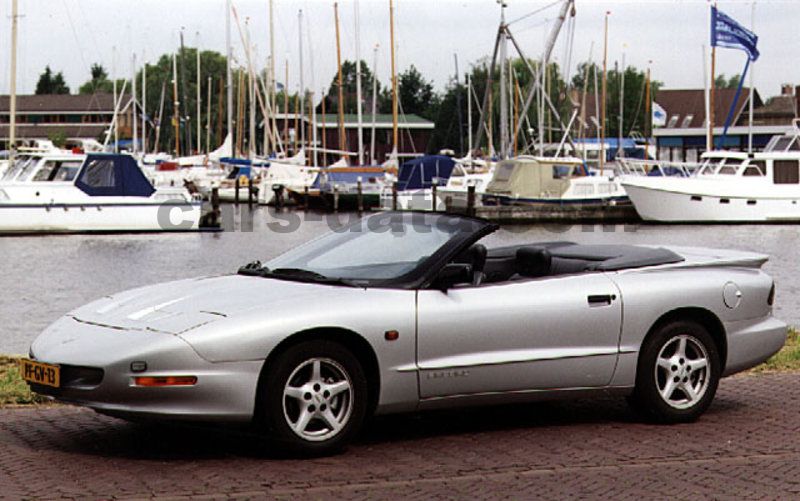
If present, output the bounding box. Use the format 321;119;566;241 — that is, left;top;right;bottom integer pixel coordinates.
587;294;616;306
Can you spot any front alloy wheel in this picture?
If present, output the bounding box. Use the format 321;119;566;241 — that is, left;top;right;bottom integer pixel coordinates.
283;357;354;442
262;340;368;455
630;320;720;423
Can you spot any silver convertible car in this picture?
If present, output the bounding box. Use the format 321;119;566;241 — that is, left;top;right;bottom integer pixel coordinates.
24;212;786;455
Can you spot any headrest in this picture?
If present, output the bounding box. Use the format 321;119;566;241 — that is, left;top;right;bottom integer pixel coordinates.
515;247;552;278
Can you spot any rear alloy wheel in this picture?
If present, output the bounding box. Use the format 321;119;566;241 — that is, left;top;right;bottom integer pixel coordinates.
263;341;368;455
630;321;720;423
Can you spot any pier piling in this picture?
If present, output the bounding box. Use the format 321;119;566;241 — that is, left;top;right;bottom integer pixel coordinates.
357;179;364;214
467;185;476;217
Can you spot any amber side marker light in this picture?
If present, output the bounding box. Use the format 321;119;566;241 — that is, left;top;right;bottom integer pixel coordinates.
134;376;197;387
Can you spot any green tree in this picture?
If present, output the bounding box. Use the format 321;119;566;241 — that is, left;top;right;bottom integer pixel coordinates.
35;66;70;94
320;60;388;115
78;63;124;94
396;65;438;121
47;131;67;148
571;62;662;139
714;73;742;89
139;48;227;154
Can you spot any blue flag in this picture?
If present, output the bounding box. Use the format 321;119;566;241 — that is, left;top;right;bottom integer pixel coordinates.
711;6;759;61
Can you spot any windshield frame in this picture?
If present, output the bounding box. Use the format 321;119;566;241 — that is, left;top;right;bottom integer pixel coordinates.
248;212;497;289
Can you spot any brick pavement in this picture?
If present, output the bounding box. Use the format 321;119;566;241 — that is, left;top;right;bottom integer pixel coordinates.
2;373;800;499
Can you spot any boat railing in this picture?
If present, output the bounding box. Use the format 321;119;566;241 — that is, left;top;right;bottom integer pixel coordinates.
616;158;701;178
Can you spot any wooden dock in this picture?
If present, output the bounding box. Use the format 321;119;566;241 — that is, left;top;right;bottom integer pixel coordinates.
472;204;641;224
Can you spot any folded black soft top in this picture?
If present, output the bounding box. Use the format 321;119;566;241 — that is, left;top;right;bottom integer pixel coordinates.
487;242;684;272
547;244;685;271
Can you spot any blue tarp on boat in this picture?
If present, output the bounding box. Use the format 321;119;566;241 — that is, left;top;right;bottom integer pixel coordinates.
319;168;390;193
396;155;456;191
75;154;156;197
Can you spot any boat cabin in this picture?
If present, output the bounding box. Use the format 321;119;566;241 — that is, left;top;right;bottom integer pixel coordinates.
1;154;84;183
484;157;588;199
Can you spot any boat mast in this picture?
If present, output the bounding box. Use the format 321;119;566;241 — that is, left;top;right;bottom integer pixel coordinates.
247;21;255;159
8;0;18;165
467;73;473;155
196;32;202;155
306;12;318;166
600;11;608;175
179;29;191;154
454;53;464;156
132;53;138;154
226;0;233;145
321;89;327;162
142;57;147;154
498;2;508;159
298;9;306;155
206;76;212;153
390;0;399;156
370;44;379;164
113;46;119;153
270;0;277;155
619;53;625;156
354;0;364;165
155;81;165;152
172;53;180;155
645;63;651;154
284;59;289;150
334;2;346;160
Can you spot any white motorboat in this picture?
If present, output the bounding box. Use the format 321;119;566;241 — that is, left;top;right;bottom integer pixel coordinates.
620;125;800;222
0;153;201;233
482;156;628;206
435;157;495;210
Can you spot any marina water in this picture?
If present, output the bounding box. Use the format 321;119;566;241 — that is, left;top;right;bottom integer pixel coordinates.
1;206;797;354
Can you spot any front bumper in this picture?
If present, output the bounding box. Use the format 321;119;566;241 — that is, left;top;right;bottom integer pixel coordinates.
29;316;263;422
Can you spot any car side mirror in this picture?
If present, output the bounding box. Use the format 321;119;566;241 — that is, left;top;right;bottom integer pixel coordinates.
434;263;473;291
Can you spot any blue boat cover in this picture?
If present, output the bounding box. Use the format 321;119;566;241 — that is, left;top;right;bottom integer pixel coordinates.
397;155;456;191
225;166;252;179
75;154;156;197
320;169;389;192
220;157;269;167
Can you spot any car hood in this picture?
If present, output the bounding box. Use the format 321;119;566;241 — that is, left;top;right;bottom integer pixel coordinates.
69;274;333;334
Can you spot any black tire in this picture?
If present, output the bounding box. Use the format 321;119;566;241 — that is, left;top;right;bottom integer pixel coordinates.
629;320;721;423
261;340;368;456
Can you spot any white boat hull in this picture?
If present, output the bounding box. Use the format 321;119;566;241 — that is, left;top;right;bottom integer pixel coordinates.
0;202;202;233
379;189;446;211
622;179;800;222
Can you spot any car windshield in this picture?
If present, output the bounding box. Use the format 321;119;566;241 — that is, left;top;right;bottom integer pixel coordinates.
256;213;487;283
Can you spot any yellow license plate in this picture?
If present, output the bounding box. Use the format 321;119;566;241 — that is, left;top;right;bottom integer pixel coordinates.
19;359;60;388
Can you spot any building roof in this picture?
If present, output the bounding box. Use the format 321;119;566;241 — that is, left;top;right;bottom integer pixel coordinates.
753;95;797;120
653;88;761;129
0;93;125;113
273;112;434;129
0;124;108;139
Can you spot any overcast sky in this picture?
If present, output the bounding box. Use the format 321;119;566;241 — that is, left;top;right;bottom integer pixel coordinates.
0;0;797;101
